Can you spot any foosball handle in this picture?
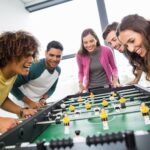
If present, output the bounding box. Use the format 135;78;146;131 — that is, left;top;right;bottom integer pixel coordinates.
37;140;46;150
124;130;136;149
0;141;5;149
86;130;136;148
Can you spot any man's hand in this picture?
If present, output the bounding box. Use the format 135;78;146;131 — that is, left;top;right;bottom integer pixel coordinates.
0;117;19;134
27;101;45;109
23;96;45;109
21;108;37;118
127;79;138;85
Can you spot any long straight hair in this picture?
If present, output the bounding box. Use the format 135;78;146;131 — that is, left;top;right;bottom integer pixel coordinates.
78;28;101;55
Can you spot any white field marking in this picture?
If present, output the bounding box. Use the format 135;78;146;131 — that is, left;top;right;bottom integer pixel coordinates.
85;116;116;125
64;126;70;134
102;121;109;130
73;136;86;143
144;116;150;125
135;130;149;136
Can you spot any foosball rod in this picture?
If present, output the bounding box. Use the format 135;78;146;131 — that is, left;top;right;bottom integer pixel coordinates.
36;107;144;125
64;91;146;105
63;94;149;107
65;88;139;102
52;100;150;116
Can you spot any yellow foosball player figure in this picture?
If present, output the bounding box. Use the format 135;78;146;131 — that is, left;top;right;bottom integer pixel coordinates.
78;96;83;107
100;109;109;130
63;114;70;134
119;96;126;108
69;104;75;112
100;109;108;121
63;114;70;126
90;92;95;104
78;96;83;102
90;92;95;99
85;101;91;110
111;91;117;97
140;103;149;116
102;99;109;107
140;103;150;125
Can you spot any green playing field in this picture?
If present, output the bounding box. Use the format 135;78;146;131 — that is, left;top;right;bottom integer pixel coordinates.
34;86;150;142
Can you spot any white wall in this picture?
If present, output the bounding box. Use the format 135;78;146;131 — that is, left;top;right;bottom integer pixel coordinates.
0;0;31;32
0;0;31;118
0;0;79;117
105;0;150;23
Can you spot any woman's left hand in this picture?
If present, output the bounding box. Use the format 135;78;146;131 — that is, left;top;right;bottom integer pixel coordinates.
112;79;120;88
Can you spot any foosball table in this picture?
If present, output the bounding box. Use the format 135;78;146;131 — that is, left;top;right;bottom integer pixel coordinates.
1;85;150;150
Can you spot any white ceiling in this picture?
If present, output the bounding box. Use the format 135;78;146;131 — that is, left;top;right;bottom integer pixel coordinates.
20;0;72;12
20;0;47;7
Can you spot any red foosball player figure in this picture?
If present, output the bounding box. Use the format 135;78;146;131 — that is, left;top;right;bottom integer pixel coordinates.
63;114;70;134
119;96;126;108
100;109;109;130
140;103;150;125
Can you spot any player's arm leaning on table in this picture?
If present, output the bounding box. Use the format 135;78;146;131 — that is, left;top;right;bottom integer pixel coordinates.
11;40;63;109
39;78;59;103
0;30;39;134
11;61;46;109
11;60;61;109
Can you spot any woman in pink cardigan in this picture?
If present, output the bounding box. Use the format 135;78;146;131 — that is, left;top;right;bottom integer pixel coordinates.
76;28;119;93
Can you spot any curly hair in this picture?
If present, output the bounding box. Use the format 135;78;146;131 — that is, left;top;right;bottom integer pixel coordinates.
0;30;39;68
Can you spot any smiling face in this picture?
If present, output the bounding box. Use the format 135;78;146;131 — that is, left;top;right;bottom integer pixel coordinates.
82;34;97;53
5;52;34;78
14;56;33;75
45;48;62;70
105;30;124;53
118;29;147;57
